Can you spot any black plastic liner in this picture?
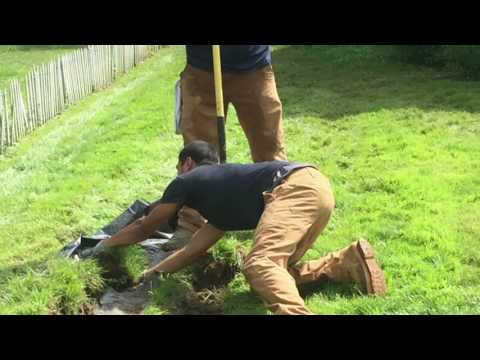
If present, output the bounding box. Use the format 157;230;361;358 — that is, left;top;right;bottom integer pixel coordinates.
60;200;173;258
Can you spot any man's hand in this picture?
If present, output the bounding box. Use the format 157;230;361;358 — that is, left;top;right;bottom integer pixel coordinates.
135;269;164;287
135;223;225;288
78;237;110;259
151;223;225;274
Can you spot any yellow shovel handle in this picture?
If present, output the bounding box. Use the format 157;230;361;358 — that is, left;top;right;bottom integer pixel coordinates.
212;45;225;118
212;45;227;163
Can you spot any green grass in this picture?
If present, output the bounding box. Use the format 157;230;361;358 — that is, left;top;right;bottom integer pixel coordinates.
0;45;80;90
0;45;479;315
98;245;149;289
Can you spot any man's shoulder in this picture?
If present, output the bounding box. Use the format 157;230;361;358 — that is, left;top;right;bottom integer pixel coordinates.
177;165;221;180
226;161;292;168
180;161;295;178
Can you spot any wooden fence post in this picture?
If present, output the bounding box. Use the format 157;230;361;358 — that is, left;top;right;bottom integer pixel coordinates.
0;45;161;153
0;90;4;153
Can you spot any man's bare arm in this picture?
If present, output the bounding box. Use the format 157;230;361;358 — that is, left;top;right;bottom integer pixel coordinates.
146;223;224;274
103;203;179;248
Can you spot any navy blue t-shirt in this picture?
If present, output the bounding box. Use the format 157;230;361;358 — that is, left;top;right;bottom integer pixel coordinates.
158;161;311;231
186;45;272;72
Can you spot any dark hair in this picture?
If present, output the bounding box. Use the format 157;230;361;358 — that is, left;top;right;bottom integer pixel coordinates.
179;141;219;166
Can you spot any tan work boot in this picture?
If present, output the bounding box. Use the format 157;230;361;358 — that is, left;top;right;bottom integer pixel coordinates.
349;239;387;296
292;239;387;296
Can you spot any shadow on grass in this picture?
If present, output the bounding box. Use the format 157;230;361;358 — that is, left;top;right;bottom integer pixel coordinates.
222;280;359;315
273;45;480;120
0;249;134;298
0;257;50;285
222;289;268;315
298;280;359;301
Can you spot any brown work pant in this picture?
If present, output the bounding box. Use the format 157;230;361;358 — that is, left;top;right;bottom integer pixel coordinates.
180;64;287;163
177;64;287;234
243;167;354;315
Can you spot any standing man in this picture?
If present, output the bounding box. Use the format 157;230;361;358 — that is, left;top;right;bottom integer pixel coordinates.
170;45;288;250
81;142;387;315
181;45;286;162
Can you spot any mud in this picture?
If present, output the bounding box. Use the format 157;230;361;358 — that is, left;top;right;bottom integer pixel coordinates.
166;254;241;315
93;238;170;315
191;254;239;291
91;242;241;315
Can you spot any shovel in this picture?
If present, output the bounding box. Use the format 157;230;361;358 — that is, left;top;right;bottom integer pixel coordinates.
212;45;226;163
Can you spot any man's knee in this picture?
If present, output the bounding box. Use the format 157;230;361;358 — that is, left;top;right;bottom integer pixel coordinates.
242;255;263;280
250;132;287;162
242;254;281;282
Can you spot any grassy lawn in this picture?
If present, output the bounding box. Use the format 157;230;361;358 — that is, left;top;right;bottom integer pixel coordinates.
0;45;80;90
0;45;478;315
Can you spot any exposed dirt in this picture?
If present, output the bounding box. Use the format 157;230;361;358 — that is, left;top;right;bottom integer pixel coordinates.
90;241;241;315
90;239;170;315
96;252;135;292
94;281;157;315
191;254;239;291
168;255;240;315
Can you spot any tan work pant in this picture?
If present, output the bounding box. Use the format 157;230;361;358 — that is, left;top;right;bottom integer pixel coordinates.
180;64;287;163
177;64;287;233
243;167;355;315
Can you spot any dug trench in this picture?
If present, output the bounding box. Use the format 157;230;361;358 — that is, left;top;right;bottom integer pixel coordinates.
170;254;240;315
92;251;241;315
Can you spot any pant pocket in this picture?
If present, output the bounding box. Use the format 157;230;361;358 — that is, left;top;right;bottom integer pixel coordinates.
263;66;275;81
262;190;276;204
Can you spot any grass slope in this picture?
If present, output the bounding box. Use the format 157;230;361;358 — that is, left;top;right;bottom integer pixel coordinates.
0;45;79;90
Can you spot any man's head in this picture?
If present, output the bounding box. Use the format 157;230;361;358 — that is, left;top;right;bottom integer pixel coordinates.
177;141;220;175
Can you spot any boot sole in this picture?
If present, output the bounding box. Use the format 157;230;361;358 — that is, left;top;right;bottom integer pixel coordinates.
355;239;387;296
